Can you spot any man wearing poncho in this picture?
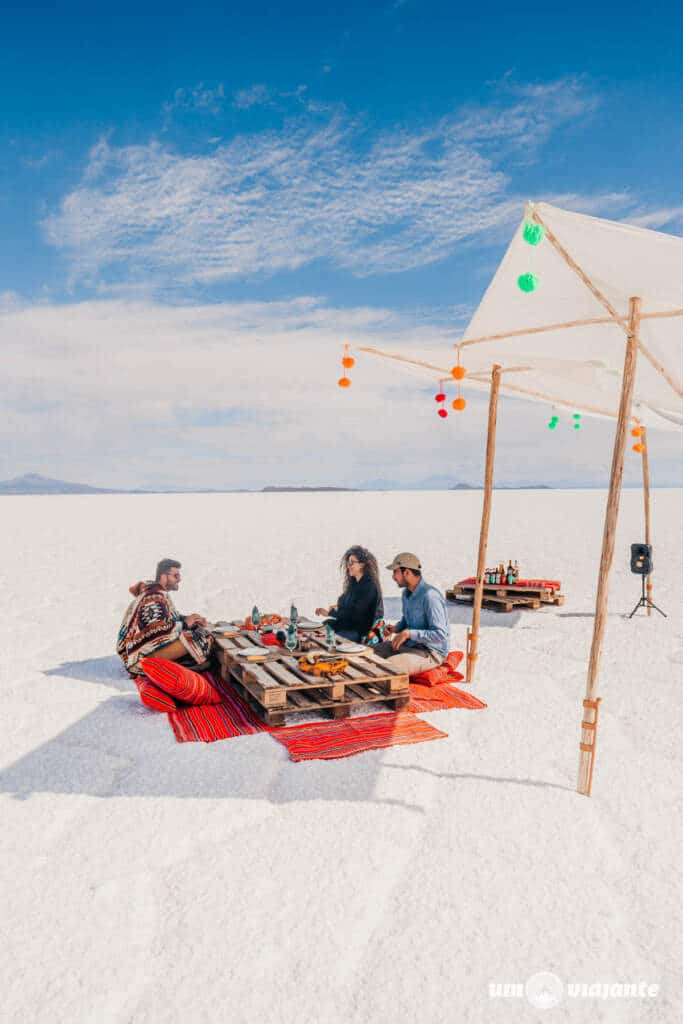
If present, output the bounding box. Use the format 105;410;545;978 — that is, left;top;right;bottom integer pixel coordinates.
117;558;213;676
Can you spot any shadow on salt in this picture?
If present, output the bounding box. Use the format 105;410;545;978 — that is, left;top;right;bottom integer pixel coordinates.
1;658;427;811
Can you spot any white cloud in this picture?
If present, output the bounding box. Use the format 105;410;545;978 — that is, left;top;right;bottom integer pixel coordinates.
2;296;681;490
233;83;271;109
627;206;683;230
162;82;226;119
43;78;598;286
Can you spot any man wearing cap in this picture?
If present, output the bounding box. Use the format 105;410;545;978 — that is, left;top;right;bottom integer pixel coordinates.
374;552;450;674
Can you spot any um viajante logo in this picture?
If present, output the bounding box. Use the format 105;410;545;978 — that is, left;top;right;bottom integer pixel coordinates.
488;972;659;1008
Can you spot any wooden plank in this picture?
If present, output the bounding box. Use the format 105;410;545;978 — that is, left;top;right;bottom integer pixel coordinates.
260;660;298;687
286;689;308;708
451;591;556;612
241;662;288;707
226;671;285;725
228;663;410;725
242;630;267;647
453;582;556;598
355;669;407;694
287;689;318;709
360;650;407;677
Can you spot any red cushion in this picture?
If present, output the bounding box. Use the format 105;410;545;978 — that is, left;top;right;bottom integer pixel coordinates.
411;650;464;687
135;677;179;712
458;577;561;590
140;657;223;705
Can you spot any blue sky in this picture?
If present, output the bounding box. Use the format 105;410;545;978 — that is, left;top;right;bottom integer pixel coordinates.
2;0;683;488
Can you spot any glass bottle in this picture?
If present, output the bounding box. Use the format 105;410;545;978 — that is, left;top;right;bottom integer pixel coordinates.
325;621;335;648
286;623;297;653
290;602;299;628
251;605;261;629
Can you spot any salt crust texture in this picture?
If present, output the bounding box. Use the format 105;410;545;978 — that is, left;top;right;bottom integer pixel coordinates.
1;490;681;1023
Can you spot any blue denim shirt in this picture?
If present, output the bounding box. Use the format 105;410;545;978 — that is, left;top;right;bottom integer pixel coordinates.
395;578;450;658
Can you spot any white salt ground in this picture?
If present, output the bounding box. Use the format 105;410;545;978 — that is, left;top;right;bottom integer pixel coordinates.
1;489;681;1024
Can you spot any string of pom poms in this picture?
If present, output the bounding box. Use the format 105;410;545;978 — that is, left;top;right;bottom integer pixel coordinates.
450;347;467;411
518;208;545;293
434;379;448;418
338;344;354;388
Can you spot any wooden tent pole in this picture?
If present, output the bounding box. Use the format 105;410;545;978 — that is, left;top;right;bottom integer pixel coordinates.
459;306;683;350
641;426;653;616
577;297;641;796
466;364;501;683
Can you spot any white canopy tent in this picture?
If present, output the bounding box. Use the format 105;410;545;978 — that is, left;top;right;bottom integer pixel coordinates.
350;202;683;795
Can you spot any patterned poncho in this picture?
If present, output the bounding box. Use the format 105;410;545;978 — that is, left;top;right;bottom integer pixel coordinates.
116;581;212;676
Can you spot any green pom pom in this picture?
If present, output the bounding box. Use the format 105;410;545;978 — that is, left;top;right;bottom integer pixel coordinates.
550;416;559;425
517;272;539;293
574;423;581;430
573;413;581;420
523;221;545;246
548;422;557;430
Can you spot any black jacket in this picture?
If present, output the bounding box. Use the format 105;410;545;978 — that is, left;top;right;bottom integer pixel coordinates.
330;575;383;637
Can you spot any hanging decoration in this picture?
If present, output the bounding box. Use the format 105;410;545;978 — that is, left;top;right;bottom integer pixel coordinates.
518;209;543;291
434;379;448;419
451;347;467;381
523;221;546;246
547;409;559;430
338;344;354;388
573;413;582;430
450;348;467;411
518;272;539;293
631;421;645;452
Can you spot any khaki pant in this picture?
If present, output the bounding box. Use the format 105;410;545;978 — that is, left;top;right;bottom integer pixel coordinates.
373;640;443;676
153;638;189;662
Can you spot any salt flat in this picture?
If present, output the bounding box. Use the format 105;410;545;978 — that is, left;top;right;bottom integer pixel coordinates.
1;489;681;1023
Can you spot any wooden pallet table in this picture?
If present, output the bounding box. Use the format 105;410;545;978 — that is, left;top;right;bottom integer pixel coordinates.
446;581;564;613
213;633;410;726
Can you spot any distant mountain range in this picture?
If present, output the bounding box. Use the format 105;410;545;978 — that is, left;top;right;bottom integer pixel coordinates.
0;473;122;495
0;472;559;496
0;473;242;493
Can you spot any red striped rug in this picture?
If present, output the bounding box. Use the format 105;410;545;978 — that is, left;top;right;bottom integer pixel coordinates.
407;683;487;713
167;672;268;742
270;712;447;762
164;671;485;757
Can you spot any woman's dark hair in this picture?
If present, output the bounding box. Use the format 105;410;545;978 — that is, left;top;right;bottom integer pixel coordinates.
339;545;381;595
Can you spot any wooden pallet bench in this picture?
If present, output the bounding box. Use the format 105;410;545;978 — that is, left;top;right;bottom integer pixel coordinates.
446;581;564;613
214;633;409;726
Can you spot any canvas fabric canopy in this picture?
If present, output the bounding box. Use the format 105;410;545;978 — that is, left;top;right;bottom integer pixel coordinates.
456;202;683;430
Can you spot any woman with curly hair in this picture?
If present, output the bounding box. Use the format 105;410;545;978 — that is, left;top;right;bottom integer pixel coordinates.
315;545;384;642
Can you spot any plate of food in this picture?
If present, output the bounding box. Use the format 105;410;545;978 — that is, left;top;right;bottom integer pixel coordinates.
235;646;270;659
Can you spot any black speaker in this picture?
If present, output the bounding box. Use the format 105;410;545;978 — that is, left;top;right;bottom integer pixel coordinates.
630;543;653;575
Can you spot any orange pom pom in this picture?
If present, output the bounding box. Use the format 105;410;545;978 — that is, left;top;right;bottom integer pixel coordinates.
452;397;466;411
631;426;643;437
451;365;466;380
342;356;355;369
338;376;351;388
632;442;644;453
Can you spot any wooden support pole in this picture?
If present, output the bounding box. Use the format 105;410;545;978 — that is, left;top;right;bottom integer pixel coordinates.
641;426;653;616
466;364;501;684
577;297;641;796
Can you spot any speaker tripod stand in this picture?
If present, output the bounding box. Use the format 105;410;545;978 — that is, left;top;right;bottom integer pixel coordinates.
628;576;666;619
